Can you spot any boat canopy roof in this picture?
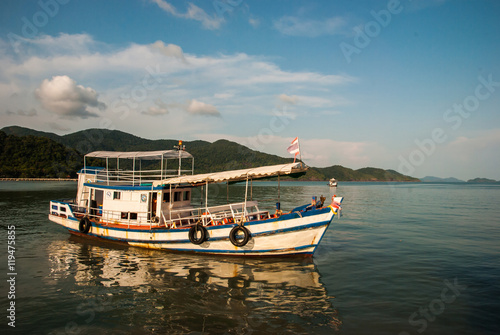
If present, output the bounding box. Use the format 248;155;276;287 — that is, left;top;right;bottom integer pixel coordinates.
153;163;307;187
85;150;193;160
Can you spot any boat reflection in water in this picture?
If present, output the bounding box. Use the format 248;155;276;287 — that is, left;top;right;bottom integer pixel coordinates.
47;236;341;334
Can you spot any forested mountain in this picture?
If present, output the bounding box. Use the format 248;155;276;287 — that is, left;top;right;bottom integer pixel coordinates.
420;176;465;183
0;131;81;178
314;165;419;182
0;126;420;181
467;178;499;184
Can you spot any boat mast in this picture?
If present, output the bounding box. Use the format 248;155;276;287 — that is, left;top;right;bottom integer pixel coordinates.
160;153;163;180
278;173;280;202
244;175;249;218
174;140;185;176
106;157;110;185
178;150;181;176
205;180;209;214
298;140;303;168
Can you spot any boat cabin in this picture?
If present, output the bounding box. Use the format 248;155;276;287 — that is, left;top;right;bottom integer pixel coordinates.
53;145;307;229
71;148;196;227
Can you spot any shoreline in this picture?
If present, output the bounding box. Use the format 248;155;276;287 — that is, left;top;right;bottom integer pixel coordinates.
0;178;420;183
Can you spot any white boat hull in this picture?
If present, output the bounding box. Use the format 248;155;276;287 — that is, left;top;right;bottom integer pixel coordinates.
48;207;336;256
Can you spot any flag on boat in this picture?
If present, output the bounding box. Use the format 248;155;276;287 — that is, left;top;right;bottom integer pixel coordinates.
287;137;300;162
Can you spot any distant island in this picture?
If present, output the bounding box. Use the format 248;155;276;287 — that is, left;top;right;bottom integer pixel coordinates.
0;125;423;182
466;178;500;184
421;176;466;183
421;176;499;184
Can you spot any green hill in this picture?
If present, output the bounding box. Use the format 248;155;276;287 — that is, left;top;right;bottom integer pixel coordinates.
467;178;499;184
0;131;82;178
313;165;419;182
1;125;63;142
1;126;420;181
421;176;465;183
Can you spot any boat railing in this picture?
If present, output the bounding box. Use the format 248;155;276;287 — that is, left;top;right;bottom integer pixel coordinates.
49;200;161;228
163;201;271;228
50;200;77;219
89;168;193;185
51;200;271;230
85;205;162;229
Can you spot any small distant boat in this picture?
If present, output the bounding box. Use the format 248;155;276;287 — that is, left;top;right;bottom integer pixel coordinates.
48;141;344;257
328;178;338;187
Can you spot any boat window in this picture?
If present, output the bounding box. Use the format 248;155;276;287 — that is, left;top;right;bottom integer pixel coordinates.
174;191;182;202
60;206;66;212
130;213;137;220
113;191;121;200
183;190;190;201
163;192;170;203
121;212;128;219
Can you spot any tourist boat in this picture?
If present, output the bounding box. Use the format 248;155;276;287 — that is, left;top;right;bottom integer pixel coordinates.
48;142;343;257
328;178;338;187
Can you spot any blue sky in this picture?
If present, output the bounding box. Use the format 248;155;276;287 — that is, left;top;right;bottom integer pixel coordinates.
1;0;499;180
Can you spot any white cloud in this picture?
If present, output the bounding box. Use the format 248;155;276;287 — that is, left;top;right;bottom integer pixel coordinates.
146;99;221;117
448;131;500;152
150;0;223;30
274;16;346;37
6;108;37;117
296;95;350;108
186;99;220;117
150;41;186;61
396;130;500;180
224;61;354;86
300;138;386;168
277;94;351;112
214;93;234;99
197;133;388;169
0;33;355;145
142;99;170;116
278;94;299;105
444;131;500;177
1;34;354;95
35;75;106;119
7;33;97;57
249;17;260;28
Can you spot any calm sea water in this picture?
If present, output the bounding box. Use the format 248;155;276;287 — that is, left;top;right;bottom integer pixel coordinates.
1;181;499;334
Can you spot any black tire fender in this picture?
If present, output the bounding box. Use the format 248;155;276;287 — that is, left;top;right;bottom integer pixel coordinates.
189;224;208;245
79;217;91;234
229;226;251;247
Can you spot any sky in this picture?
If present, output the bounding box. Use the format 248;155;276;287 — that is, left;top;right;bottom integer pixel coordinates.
0;0;499;180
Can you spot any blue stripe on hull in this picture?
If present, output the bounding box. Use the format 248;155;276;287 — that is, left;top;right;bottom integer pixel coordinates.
68;230;316;257
65;220;330;245
161;244;316;255
66;206;333;234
